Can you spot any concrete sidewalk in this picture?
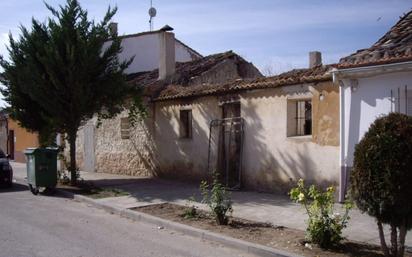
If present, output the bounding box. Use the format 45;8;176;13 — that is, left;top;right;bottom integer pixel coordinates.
11;162;411;247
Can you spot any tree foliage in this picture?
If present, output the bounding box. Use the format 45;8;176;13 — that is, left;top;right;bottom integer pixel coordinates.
0;0;141;183
351;112;412;257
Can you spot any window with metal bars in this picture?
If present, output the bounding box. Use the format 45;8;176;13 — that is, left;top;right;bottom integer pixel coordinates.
390;86;412;116
287;99;312;137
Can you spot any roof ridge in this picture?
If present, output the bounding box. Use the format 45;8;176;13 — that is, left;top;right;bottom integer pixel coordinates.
153;64;332;101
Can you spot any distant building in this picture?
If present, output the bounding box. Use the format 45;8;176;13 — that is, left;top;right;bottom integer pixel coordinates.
106;24;202;75
0;110;39;163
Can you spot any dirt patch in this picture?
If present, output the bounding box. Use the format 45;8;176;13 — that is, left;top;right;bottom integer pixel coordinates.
133;203;412;257
58;184;129;199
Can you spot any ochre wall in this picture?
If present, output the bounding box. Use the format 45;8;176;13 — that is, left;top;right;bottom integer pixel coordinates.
8;119;39;163
311;82;340;146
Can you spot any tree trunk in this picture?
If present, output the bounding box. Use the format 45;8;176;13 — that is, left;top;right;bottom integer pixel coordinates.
397;222;407;257
68;132;77;185
378;221;390;257
391;224;398;257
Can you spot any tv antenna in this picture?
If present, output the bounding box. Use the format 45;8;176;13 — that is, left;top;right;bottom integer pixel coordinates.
148;0;157;31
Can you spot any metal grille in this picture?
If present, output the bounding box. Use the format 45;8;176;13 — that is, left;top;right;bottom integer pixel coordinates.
207;117;244;190
390;85;411;116
295;100;312;136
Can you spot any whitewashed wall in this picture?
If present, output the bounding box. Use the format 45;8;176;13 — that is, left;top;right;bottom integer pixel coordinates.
105;32;200;74
341;71;412;167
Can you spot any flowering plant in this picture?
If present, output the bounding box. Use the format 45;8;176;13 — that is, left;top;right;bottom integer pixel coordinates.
290;179;352;248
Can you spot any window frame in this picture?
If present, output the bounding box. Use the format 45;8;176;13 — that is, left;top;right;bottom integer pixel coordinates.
287;98;313;138
120;117;131;140
179;109;193;139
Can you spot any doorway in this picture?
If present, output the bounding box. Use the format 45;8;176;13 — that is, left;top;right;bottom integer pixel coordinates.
8;130;14;160
207;102;244;189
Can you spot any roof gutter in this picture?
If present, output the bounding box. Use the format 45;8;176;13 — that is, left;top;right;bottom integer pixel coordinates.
332;61;412;82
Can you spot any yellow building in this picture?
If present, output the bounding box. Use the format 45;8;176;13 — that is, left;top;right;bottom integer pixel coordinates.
2;117;39;163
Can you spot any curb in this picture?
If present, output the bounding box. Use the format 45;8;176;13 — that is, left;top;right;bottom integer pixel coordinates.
55;188;303;257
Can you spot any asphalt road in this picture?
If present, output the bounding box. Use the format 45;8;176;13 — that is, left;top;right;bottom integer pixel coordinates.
0;177;255;257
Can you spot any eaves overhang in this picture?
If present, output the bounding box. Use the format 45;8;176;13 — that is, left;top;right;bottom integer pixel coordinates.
332;61;412;83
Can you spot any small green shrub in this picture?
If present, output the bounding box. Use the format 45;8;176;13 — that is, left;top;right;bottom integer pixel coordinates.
183;196;198;219
200;174;233;225
290;179;352;248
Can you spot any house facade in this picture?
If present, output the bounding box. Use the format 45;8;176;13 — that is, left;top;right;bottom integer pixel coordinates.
332;11;412;201
72;27;202;173
75;50;263;177
151;62;340;192
75;28;341;193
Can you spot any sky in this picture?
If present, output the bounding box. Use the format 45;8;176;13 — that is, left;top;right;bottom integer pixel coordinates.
0;0;411;105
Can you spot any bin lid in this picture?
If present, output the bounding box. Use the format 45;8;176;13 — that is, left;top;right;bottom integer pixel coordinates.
24;148;37;155
24;147;59;155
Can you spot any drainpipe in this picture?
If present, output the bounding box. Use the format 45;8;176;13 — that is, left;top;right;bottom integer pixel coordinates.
338;80;346;202
333;71;346;202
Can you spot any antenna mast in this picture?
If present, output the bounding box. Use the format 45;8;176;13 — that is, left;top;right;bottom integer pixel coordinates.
148;0;157;31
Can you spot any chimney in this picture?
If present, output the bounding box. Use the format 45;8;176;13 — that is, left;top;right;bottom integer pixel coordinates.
309;51;322;68
158;26;175;80
109;22;118;35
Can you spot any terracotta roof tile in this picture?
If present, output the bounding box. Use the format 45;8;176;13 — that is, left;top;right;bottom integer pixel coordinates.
154;65;332;101
128;51;332;101
338;10;412;68
128;51;239;87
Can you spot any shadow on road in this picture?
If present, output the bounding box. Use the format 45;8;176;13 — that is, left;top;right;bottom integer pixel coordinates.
0;181;73;200
0;183;29;193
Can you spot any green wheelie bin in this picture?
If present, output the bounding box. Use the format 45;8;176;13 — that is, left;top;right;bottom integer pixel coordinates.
24;148;58;195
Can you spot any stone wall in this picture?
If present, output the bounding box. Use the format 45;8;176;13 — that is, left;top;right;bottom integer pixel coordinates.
73;106;157;177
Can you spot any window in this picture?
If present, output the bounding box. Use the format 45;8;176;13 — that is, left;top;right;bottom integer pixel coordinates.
287;99;312;137
179;110;192;138
392;88;412;116
120;117;131;139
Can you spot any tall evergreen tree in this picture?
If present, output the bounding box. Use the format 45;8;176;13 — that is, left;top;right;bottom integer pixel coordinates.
0;0;139;184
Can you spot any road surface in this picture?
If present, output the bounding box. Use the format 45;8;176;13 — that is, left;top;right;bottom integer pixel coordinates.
0;168;255;257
